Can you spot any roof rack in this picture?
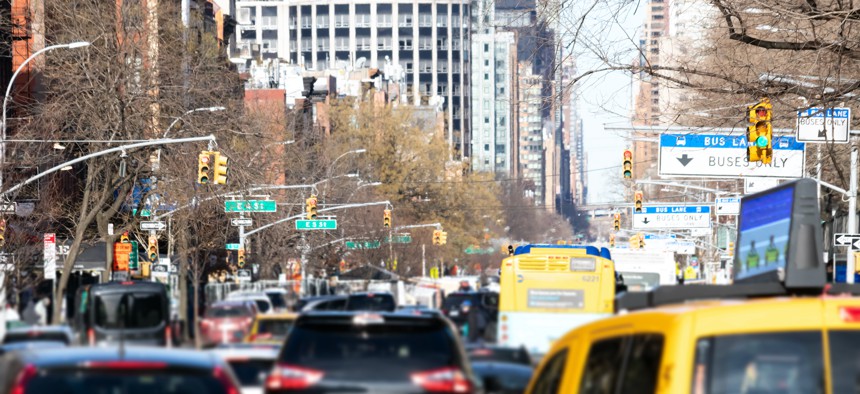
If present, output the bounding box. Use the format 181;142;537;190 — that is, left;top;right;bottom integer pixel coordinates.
615;282;860;313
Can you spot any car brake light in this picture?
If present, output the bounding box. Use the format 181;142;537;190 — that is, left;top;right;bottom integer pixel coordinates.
87;328;95;346
470;349;492;357
265;363;324;390
840;306;860;322
213;366;241;394
121;281;135;285
411;367;472;393
165;325;172;348
84;361;168;369
11;364;37;394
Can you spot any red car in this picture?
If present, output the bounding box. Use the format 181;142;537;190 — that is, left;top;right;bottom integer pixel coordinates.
199;300;258;347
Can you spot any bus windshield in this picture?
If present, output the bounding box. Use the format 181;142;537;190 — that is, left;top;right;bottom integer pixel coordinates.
95;292;165;329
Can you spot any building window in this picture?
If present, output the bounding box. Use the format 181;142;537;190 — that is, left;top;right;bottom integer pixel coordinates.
485;117;490;124
484;73;489;80
484;43;489;52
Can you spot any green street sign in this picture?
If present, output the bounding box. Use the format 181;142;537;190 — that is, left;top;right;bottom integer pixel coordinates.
464;246;496;255
132;209;152;217
226;243;241;250
296;219;337;230
346;241;381;250
224;200;277;213
129;241;139;270
388;235;412;244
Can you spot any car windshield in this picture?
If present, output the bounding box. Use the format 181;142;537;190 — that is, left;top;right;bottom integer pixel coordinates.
265;293;287;309
346;295;396;311
246;299;270;313
281;322;457;381
691;331;823;394
3;331;70;345
442;294;473;311
23;370;230;394
207;306;251;318
256;319;294;338
95;292;165;329
227;359;274;386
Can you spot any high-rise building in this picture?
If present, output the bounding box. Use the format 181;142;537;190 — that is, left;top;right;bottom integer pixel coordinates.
518;62;544;203
469;0;517;174
232;0;471;158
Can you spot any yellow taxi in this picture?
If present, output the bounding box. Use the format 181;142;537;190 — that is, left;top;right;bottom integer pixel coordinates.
244;312;298;345
524;179;859;394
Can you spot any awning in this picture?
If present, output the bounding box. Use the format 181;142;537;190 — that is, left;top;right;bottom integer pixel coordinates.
58;241;108;272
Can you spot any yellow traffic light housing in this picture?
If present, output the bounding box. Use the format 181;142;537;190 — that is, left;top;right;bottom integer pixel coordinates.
439;231;448;245
639;232;645;248
305;195;318;220
212;152;229;185
623;149;633;179
432;230;441;245
383;209;392;228
613;213;621;231
747;98;773;164
238;248;246;268
120;231;129;244
609;234;615;248
198;151;212;184
148;235;158;262
0;218;6;248
634;191;643;213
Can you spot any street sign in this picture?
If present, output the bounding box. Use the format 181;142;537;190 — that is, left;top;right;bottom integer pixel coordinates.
237;269;252;282
345;241;381;250
129;241;139;270
658;134;805;178
231;218;253;227
632;206;711;229
745;177;780;194
224;200;277;213
715;197;741;215
151;264;169;284
0;202;15;214
140;221;166;231
388;235;412;243
43;233;56;280
797;107;851;143
226;243;241;250
296;219;337;230
834;233;860;247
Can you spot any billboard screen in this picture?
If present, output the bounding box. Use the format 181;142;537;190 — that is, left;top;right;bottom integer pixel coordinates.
735;185;794;281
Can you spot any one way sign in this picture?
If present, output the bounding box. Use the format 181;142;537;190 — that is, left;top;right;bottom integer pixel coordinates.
833;233;860;250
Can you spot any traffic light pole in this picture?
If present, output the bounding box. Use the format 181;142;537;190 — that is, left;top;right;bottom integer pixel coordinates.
808;149;858;282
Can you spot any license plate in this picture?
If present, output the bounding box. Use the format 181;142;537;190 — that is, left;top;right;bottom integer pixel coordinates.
220;324;237;330
450;311;460;317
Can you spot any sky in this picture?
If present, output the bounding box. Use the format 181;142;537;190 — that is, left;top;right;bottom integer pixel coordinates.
564;2;645;204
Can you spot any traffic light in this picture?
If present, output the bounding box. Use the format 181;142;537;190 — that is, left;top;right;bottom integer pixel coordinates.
613;213;621;231
305;195;318;220
120;231;129;244
507;245;514;255
212;152;229;185
0;218;6;248
238;247;246;268
622;149;633;179
439;231;448;245
747;98;773;164
609;234;615;248
197;151;211;184
432;230;442;245
634;191;643;213
383;209;392;228
638;232;645;248
148;235;158;262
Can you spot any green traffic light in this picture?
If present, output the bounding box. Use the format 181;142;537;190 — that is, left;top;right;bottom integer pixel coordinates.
755;135;769;148
623;170;632;178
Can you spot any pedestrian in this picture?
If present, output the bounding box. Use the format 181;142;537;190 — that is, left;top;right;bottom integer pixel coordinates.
34;297;50;326
461;300;486;343
21;298;38;325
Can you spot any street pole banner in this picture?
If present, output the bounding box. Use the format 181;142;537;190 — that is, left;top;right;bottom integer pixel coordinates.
43;233;56;280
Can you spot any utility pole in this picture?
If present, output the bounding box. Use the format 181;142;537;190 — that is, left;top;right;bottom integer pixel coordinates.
848;149;858;282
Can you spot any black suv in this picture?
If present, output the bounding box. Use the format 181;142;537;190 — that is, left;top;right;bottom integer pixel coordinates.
441;291;499;342
265;312;481;393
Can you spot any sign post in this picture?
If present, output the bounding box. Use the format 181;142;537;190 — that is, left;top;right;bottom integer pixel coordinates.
43;234;56;280
658;134;805;178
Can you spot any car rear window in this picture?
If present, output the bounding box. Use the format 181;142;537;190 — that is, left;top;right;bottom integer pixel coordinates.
257;319;294;337
442;294;473;311
207;306;251;318
3;332;70;345
828;330;860;393
23;370;230;394
691;331;823;394
281;321;458;381
252;300;271;313
346;295;396;311
467;347;530;366
227;359;275;386
266;293;287;309
95;292;165;329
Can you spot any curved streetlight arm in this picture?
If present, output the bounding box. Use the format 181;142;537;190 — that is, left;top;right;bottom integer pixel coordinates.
244;200;391;237
161;106;226;138
635;180;728;195
394;222;442;231
1;135;216;197
153;182;320;220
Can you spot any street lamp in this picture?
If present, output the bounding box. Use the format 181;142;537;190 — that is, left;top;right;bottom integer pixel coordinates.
324;149;367;197
161;106;226;138
1;41;91;190
248;140;296;165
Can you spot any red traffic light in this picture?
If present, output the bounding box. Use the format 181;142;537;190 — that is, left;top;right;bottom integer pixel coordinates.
623;150;632;159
